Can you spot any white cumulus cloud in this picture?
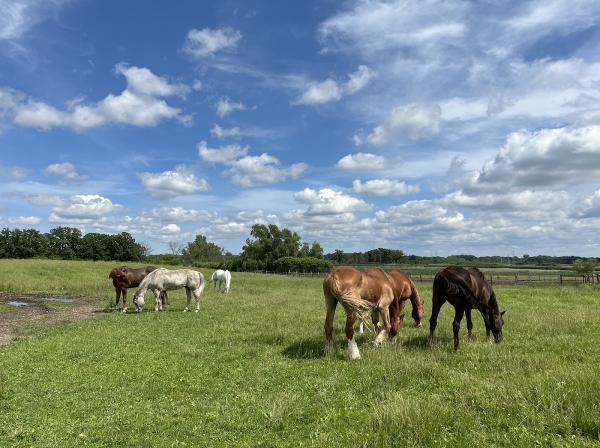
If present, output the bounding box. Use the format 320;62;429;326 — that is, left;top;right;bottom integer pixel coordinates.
9;64;188;131
182;27;242;58
360;103;442;145
138;166;209;200
353;179;419;196
294;188;372;215
50;194;122;221
198;141;249;163
294;65;376;106
215;97;247;118
44;162;88;182
336;152;386;171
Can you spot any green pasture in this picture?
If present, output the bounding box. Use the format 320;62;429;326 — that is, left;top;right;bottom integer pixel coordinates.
0;259;599;447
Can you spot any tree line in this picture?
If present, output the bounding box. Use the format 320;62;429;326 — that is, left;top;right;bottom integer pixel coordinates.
0;227;148;261
326;250;599;270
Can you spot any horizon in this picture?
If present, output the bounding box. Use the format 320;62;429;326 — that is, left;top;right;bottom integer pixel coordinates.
1;0;600;257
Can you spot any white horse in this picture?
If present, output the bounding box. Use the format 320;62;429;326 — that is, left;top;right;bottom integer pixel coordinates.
211;269;231;293
133;268;205;313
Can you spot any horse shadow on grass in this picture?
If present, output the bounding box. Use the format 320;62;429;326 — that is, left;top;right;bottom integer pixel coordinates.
281;333;376;360
400;333;452;351
282;337;326;360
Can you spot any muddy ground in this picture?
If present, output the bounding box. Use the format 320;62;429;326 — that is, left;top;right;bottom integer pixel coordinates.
0;292;106;345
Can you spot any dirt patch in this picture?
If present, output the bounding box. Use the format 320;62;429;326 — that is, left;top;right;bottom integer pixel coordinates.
0;291;106;345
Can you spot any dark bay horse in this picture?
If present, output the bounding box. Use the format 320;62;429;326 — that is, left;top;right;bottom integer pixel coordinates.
109;266;167;312
429;266;505;351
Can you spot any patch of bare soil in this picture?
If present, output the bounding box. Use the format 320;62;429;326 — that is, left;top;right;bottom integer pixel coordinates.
0;292;105;345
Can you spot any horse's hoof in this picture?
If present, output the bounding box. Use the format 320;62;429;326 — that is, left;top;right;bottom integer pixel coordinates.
183;309;188;312
348;350;361;360
122;308;127;313
195;309;199;313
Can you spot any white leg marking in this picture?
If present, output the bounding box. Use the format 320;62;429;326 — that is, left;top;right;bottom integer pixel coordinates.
374;329;389;347
358;322;365;334
348;338;361;360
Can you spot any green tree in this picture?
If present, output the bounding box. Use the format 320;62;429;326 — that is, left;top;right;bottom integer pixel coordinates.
573;258;597;274
240;224;302;270
309;242;324;259
46;227;82;259
182;234;224;264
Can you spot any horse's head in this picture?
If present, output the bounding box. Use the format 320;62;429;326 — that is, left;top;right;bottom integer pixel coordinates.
489;309;506;343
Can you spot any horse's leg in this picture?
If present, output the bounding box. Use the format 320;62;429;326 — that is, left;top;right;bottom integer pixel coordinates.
389;299;402;341
374;306;391;346
323;293;337;355
396;298;408;331
466;308;474;340
184;288;192;312
192;286;203;313
453;307;465;352
429;293;445;347
153;289;161;312
121;288;128;313
345;312;360;360
114;287;120;309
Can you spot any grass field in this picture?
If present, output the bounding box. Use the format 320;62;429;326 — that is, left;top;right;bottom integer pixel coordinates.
0;259;599;447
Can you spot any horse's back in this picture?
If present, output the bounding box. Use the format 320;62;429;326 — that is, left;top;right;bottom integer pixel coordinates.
387;269;415;299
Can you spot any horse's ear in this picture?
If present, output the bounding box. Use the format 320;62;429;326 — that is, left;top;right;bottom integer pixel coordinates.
501;310;506;316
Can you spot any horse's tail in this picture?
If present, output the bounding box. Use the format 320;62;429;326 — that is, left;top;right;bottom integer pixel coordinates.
407;277;425;326
323;271;376;323
225;270;231;292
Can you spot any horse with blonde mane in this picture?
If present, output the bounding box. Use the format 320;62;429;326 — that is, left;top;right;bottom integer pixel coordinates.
358;269;424;334
211;269;231;293
323;267;397;359
133;268;205;313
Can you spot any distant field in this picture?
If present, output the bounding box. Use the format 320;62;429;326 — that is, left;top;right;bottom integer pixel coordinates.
0;259;599;447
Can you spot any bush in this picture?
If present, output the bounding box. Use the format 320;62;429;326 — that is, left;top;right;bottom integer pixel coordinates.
272;256;333;273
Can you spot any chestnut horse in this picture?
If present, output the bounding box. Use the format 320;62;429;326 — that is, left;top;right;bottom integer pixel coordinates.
359;269;425;333
429;266;505;351
108;266;167;312
323;267;397;359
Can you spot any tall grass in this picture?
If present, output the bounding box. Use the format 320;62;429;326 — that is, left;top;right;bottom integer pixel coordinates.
0;259;598;447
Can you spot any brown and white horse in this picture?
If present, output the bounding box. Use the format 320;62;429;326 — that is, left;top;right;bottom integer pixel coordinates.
108;265;167;312
323;267;396;359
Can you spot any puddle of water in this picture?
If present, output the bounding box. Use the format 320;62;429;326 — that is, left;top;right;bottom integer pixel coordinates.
44;297;75;303
7;301;32;307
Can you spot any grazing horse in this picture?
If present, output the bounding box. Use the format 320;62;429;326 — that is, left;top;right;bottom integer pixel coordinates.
323;267;396;359
429;266;505;351
211;269;231;293
108;265;167;312
133;268;205;313
359;269;424;333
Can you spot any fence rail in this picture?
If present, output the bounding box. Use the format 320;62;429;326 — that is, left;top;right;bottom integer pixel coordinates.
245;270;599;286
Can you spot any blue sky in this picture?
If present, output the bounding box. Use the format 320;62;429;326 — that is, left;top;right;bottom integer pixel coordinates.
1;0;600;256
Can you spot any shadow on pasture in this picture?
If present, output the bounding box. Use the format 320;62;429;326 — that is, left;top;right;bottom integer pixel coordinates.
401;334;450;351
282;338;326;360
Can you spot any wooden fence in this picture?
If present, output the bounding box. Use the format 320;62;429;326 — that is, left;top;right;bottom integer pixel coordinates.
246;270;599;286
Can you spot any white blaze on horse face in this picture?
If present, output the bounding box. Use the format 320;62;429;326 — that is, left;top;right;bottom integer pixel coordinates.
348;338;361;360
